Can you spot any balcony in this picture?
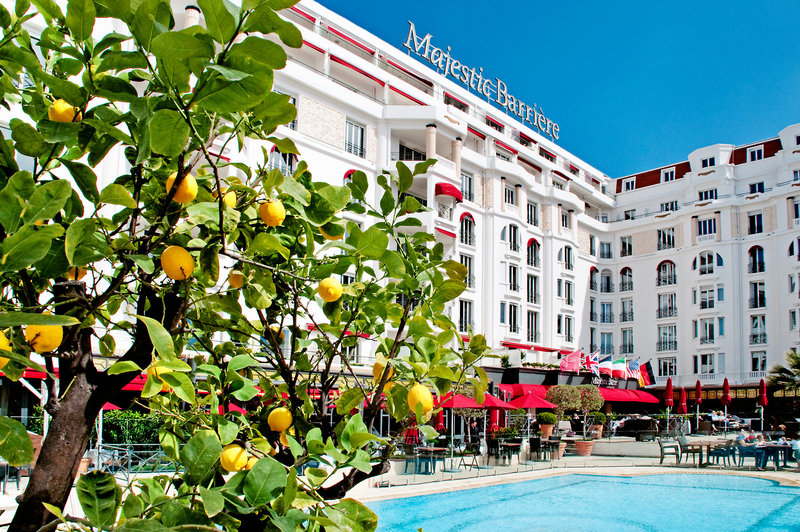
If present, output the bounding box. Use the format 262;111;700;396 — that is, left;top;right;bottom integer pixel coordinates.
462;189;474;202
699;301;715;310
527;256;541;268
509;283;519;292
700;336;715;345
620;343;634;355
657;340;678;351
527;292;541;304
509;323;520;334
590;281;598;291
620;311;634;322
599;346;614;355
749;297;766;309
748;261;765;273
657;274;677;286
600;282;614;293
458;320;474;333
589;312;597;322
657;241;675;251
460;233;475;246
750;333;767;344
600;250;613;259
345;141;365;158
657;307;677;318
566;297;574;306
436;202;453;221
748;371;767;380
465;275;475;289
527;331;540;342
590;343;598;352
600;313;614;323
619;282;633;292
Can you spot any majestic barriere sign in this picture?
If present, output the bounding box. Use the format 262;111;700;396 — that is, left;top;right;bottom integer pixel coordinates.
403;22;560;140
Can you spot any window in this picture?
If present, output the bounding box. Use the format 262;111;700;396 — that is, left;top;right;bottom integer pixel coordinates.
795;169;800;182
701;157;715;168
600;272;613;293
698;189;717;201
791;275;797;294
563;246;573;270
461;172;474;202
662;168;675;182
790;310;797;331
527;274;539;304
658;293;676;318
620;298;633;322
797;135;800;146
698;251;714;275
600;241;612;259
556;314;562;334
508;264;519;292
600;302;613;323
589;268;598;291
557;279;562;298
748;146;764;162
496;150;511;161
589;236;596;256
699;318;715;344
620;268;633;291
699;287;715;309
749;182;765;194
460;214;475;246
399;144;425;161
526;311;539;342
444;93;468;112
486;116;504;132
460;254;474;288
748;212;763;234
658;325;677;351
657;261;676;286
565;281;573;305
658;357;677;377
750;315;766;344
600;332;613;355
717;285;724;302
507;224;520;252
622;178;635;191
345;120;365;158
748;246;765;273
458;300;473;332
527;202;539;226
500;302;506;324
564;316;573;342
526;240;540;267
749;281;766;308
621;328;633;353
561;210;571;228
658;228;675;250
620;236;632;257
283;94;297;129
504;186;516;205
718;317;725;337
793;199;800;220
624;209;636;220
539;147;555;162
268;149;294;175
660;201;679;212
697;218;716;236
751;351;767;372
693;353;721;375
508;304;519;333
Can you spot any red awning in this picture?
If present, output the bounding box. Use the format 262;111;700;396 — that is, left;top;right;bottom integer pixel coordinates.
598;388;659;403
495;140;518;155
519;158;542;172
467;127;486;140
498;383;550;398
459;211;475;221
435;228;457;238
500;341;533;350
434;182;463;202
553;170;570;180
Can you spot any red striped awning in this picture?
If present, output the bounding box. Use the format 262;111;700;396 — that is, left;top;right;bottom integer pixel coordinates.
436;228;456;238
467;127;486;139
519;158;542;172
500;341;533;350
434;182;463;202
330;55;384;86
495;140;518;155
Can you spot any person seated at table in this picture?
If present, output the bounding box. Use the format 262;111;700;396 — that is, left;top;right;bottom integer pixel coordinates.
755;434;771;470
790;434;800;467
745;431;757;443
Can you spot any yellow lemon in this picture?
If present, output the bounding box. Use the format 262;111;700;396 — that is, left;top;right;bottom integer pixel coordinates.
147;365;171;393
161;246;194;280
267;406;292;432
66;267;87;280
245;456;259;470
48;99;81;122
408;383;433;416
0;331;11;369
318;277;343;303
228;270;244;289
279;431;290;447
219;444;249;473
34;220;47;226
372;362;394;390
259;200;286;227
212;187;237;208
25;323;63;354
270;325;285;343
165;172;198;204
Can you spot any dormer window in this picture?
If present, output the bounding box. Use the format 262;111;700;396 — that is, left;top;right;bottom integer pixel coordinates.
661;168;675;182
748;146;764;162
622;178;635;191
701;157;715;168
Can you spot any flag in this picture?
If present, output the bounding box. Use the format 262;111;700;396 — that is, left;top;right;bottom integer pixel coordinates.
641;361;655;386
583;351;599;376
628;359;642;385
559;349;582;373
599;355;613;376
611;357;627;378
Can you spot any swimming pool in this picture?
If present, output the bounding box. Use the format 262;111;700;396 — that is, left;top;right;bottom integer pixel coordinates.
368;474;800;531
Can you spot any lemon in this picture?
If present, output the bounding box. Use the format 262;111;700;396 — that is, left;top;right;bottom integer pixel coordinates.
245;456;259;470
270;325;285;343
228;270;244;289
48;99;81;122
219;444;249;473
165;172;198;203
372;362;394;390
161;246;194;280
0;331;11;369
267;406;292;432
408;383;433;417
320;225;344;240
25;323;63;354
66;267;87;280
147;364;171;393
279;431;290;447
212;187;237;208
259;200;286;227
318;277;343;303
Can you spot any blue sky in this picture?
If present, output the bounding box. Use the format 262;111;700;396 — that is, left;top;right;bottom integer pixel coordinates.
318;0;800;177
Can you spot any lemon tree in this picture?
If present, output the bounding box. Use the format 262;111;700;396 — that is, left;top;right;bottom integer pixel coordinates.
0;1;489;530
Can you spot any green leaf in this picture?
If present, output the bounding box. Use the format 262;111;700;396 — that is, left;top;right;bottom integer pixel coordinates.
250;232;289;259
62;161;100;203
335;388;363;415
0;417;34;465
354;225;388;260
244;4;302;48
198;486;225;517
279;175;310;206
29;0;63;23
397;161;414;193
149;109;189;157
11;122;48;157
150;31;215;60
243;456;286;506
1;225;61;273
129;254;155;274
197;0;237;44
95;76;138;102
432;279;466;304
97;50;149;73
64;218;95;265
229;37;286;69
66;0;95;41
122;493;143;519
38;120;80;143
0;312;78;327
0;171;35;232
22;180;72;225
106;360;141;375
76;471;121;530
161;372;196;405
303;467;327;487
100;183;137;208
179;430;221;486
135;315;176;359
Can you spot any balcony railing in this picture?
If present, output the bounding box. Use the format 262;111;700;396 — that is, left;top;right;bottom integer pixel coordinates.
527;256;540;268
590;344;598;352
749;297;766;309
527;331;540;342
619;282;633;292
566;297;573;306
458;320;474;333
700;336;715;345
527;292;540;304
699;301;715;310
462;190;474;202
566;335;574;343
589;312;597;322
600;251;613;259
657;340;678;351
509;283;519;292
460;233;475;246
600;346;614;355
748;261;765;273
620;343;634;354
509;323;519;333
657;241;675;251
657;274;677;286
750;333;767;344
345;141;365;158
657;307;677;318
600;313;614;323
436;202;453;221
465;275;475;289
620;311;634;322
590;281;598;291
600;282;614;293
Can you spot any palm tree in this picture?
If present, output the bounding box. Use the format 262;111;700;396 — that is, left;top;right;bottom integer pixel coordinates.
768;350;800;391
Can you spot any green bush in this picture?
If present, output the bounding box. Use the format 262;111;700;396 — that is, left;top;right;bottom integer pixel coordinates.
588;411;606;424
537;412;557;425
101;411;161;445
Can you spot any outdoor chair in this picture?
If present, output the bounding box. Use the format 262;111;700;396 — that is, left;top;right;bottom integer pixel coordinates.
737;445;757;467
657;437;681;464
457;442;480;470
708;440;735;467
528;437;543;461
678;435;701;465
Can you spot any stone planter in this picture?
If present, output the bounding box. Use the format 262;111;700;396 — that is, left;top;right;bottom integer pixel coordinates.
540;424;554;439
556;441;567;459
575;440;594;456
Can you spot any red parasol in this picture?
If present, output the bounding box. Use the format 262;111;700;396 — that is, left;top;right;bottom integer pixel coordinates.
720;378;731;406
102;402;121;411
403;426;419;445
435;409;445;431
758;378;768;407
489;409;499;431
509;393;557;410
677;388;687;414
476;393;516;410
664;377;674;407
695;380;702;405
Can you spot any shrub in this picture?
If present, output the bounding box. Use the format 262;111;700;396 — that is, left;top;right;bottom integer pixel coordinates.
545;385;581;420
588;411;607;425
537;412;557;425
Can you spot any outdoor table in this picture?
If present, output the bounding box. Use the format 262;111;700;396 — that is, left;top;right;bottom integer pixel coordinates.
498;442;521;464
541;439;561;460
759;445;791;469
682;440;722;468
416;447;447;474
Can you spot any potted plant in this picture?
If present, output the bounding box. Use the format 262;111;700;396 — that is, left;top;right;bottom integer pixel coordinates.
588;411;607;439
574;385;605;456
537;412;557;439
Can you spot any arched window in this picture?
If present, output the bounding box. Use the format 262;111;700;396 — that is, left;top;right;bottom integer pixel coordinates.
748;246;764;273
563;245;573;270
657;261;676;286
698;251;714;275
527;239;540;268
268;147;295;176
589;267;598;291
460;213;475;246
620;267;633;291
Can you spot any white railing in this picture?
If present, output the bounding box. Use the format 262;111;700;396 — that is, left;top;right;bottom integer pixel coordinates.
696;234;716;243
433;157;456;173
793;218;800;227
748;371;766;380
436;202;453;221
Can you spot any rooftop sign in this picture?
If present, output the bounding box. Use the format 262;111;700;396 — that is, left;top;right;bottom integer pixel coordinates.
403;22;560;140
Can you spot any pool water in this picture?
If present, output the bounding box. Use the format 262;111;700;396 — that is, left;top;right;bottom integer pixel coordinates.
368;474;800;531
